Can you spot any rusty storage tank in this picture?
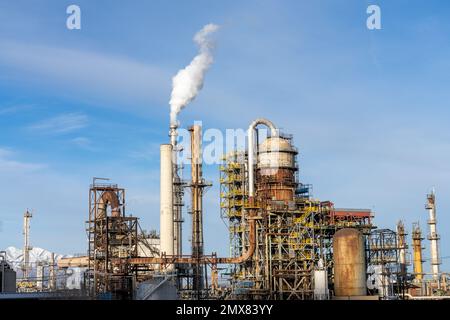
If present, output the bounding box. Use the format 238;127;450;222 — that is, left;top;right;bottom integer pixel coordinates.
256;135;298;203
333;228;367;297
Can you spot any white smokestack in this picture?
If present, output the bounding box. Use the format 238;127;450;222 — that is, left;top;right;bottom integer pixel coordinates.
169;23;219;126
160;144;174;271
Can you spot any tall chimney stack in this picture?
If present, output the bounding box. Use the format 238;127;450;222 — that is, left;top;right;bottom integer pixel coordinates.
160;144;174;271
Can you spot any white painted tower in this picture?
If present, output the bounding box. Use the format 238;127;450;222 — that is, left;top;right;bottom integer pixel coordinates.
22;210;33;280
426;189;441;281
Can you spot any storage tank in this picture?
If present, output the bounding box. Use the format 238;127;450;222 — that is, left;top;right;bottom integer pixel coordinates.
333;228;367;297
256;135;298;202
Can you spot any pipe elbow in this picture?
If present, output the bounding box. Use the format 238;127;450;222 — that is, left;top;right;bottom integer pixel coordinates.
248;118;278;136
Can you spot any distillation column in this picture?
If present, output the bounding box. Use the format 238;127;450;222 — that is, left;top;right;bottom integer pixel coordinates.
412;222;424;282
426;190;441;282
22;210;33;280
396;221;407;276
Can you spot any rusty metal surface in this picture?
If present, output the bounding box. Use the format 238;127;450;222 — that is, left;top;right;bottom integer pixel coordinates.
333;228;366;296
256;168;296;203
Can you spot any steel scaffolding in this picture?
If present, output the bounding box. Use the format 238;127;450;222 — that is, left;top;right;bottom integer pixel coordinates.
86;181;139;299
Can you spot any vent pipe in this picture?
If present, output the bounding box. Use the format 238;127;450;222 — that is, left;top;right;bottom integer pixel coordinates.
247;118;278;197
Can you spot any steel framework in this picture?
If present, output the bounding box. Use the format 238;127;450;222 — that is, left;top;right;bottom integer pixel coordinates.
367;229;400;299
86;182;139;299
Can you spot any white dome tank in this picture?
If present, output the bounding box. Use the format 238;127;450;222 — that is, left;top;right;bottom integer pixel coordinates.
257;136;297;175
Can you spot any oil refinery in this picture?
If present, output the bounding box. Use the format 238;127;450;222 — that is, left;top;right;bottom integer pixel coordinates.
0;116;449;300
0;14;449;303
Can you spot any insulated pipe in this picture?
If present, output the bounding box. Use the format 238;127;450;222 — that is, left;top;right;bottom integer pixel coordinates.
247;118;278;197
219;212;256;264
160;144;174;270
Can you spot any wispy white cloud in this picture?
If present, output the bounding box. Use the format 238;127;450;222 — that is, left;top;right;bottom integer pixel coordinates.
0;147;44;172
0;104;34;115
28;113;88;134
71;137;96;151
0;41;171;112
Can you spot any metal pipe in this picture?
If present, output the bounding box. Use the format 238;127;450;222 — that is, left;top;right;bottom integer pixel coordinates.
160;144;174;271
404;293;450;300
247;118;278;197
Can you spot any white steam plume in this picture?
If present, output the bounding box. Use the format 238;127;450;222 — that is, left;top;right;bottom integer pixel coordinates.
169;23;219;126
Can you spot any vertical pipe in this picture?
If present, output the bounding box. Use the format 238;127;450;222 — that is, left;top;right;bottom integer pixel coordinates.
160;144;174;271
248;126;255;197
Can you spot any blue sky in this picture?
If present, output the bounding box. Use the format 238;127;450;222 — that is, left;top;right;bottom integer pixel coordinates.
0;0;449;273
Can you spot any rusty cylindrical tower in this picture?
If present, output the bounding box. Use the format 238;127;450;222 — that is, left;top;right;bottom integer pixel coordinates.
256;135;298;203
333;228;367;297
